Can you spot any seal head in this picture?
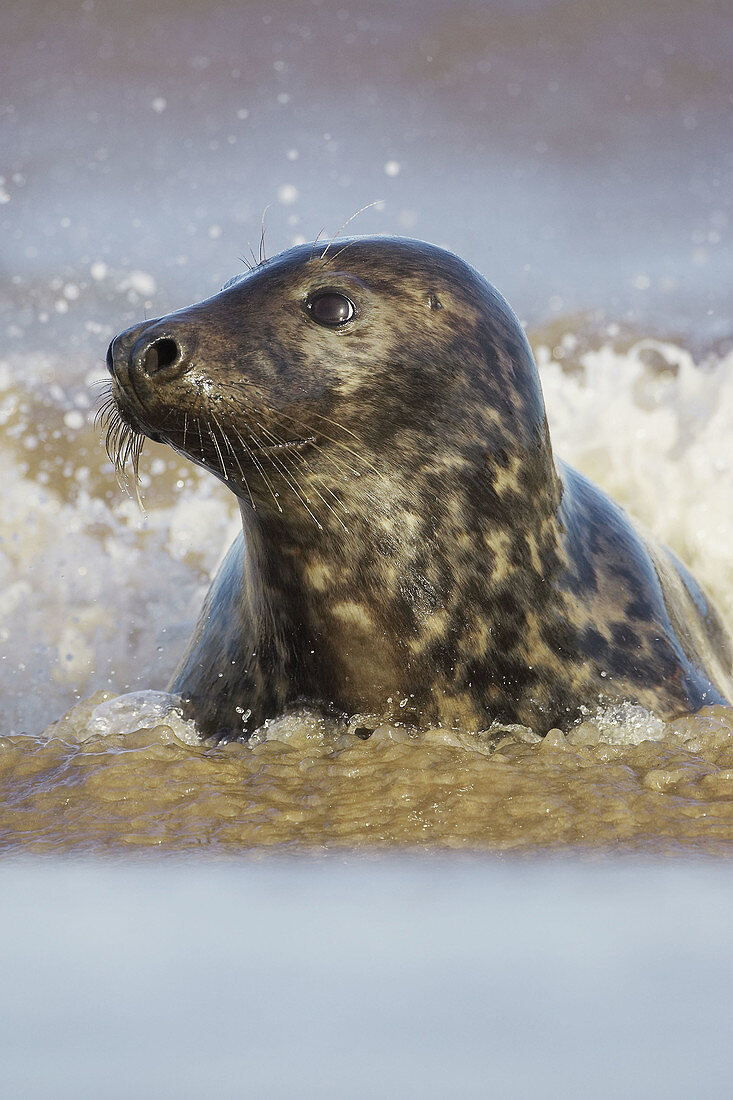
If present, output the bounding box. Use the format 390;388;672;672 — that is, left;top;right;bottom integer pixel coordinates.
106;237;733;739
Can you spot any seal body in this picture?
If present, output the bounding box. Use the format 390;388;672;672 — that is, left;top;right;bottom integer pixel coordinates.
105;237;733;739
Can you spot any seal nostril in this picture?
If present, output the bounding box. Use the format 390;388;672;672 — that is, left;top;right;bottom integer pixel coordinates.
143;337;180;375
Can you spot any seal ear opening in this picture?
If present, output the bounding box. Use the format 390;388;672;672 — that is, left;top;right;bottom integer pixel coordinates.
428;293;443;311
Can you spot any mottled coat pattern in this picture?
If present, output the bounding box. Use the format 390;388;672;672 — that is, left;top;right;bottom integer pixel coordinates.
106;237;733;739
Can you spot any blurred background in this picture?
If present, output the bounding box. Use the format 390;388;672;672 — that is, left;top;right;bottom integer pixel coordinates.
4;0;732;347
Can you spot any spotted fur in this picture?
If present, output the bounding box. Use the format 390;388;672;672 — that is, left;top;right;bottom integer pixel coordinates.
106;237;733;739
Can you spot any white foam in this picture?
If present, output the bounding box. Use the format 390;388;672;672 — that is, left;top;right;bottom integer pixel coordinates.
572;703;668;746
539;339;733;624
0;351;239;734
86;690;200;744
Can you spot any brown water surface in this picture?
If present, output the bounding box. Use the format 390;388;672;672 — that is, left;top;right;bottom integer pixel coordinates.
3;694;731;856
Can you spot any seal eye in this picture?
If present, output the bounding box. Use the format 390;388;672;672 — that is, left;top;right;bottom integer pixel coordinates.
307;292;355;327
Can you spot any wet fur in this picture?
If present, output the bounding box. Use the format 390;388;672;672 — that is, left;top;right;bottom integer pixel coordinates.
105;237;733;739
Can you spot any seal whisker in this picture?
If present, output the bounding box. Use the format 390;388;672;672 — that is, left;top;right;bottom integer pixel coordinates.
253;397;369;448
235;394;367;494
212;412;257;511
261;405;362;477
250;416;351;526
262;403;377;476
158;406;180;430
105;412;145;507
320;202;382;261
206;421;230;481
242;418;326;530
310;227;326;261
230;424;283;513
265;436;350;518
219;390;350;521
325;239;360;266
103;416;120;463
195;416;206;464
259;204;271;265
245;413;348;531
103;410;124;463
128;432;145;510
95;395;117;430
220;382;366;477
295;408;372;446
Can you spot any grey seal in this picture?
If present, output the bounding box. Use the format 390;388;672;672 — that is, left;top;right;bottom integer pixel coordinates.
103;236;733;740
